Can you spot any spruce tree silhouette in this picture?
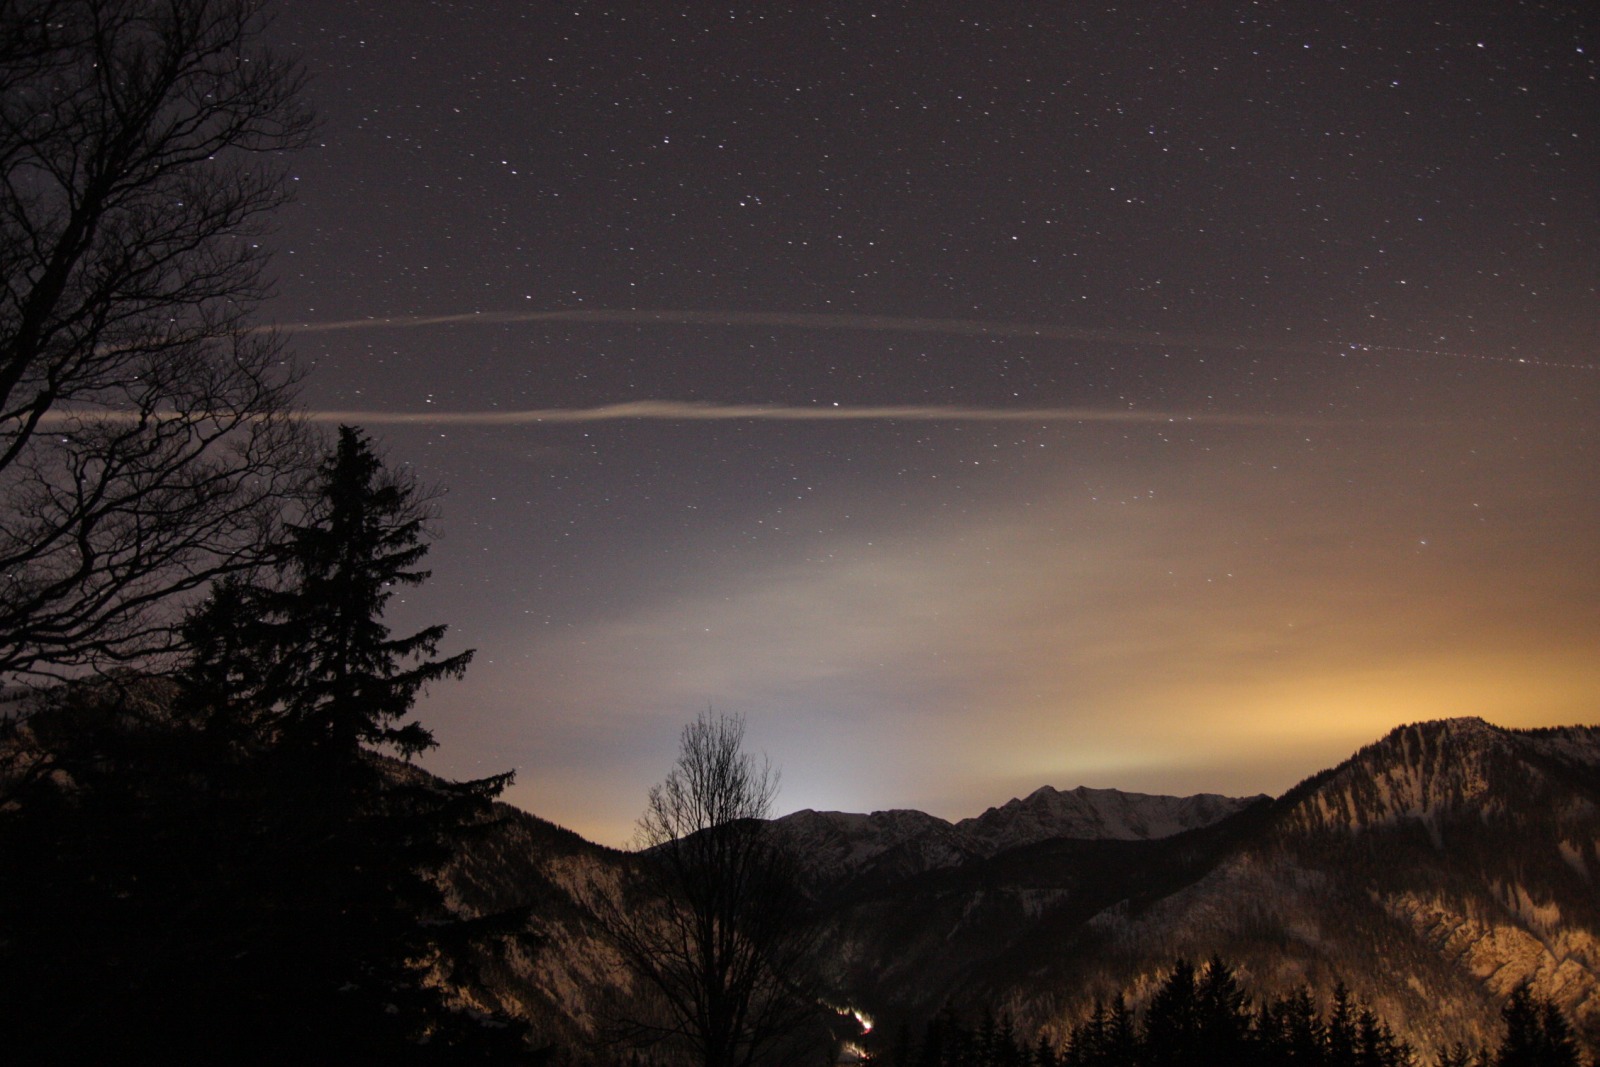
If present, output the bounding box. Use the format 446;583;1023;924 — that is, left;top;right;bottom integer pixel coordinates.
187;425;520;1061
1142;959;1199;1067
265;426;470;757
0;427;527;1063
1194;955;1251;1064
1495;986;1582;1067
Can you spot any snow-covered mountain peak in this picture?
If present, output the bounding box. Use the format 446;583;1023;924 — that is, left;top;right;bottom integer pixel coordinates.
957;784;1262;856
771;807;972;890
772;786;1260;892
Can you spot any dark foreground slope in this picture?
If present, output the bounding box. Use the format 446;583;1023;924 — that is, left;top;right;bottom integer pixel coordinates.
434;807;634;1058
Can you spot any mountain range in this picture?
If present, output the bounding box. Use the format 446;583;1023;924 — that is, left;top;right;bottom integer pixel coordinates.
770;785;1260;894
438;717;1600;1061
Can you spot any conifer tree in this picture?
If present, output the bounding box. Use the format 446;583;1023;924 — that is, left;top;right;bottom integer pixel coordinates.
1070;997;1110;1066
163;425;521;1060
1033;1031;1058;1067
1105;995;1139;1067
1281;987;1327;1065
1257;988;1323;1066
1537;1000;1582;1067
267;425;472;757
1144;959;1201;1067
1495;987;1540;1067
942;1009;975;1067
1328;983;1359;1067
1354;1006;1411;1067
997;1012;1020;1067
176;576;279;748
1494;987;1581;1067
1196;954;1252;1064
979;1008;1002;1067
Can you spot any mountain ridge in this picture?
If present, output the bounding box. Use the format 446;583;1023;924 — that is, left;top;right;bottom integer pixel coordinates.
438;716;1600;1061
773;783;1266;894
805;717;1600;1056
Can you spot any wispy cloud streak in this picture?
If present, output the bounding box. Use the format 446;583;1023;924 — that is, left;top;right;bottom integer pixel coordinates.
24;400;1332;427
277;307;1594;371
278;307;1235;349
295;400;1312;426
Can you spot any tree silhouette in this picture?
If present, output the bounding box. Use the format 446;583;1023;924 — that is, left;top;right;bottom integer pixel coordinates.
1353;1006;1407;1067
1327;982;1358;1067
265;425;471;756
174;424;514;1058
1255;986;1327;1066
0;427;524;1061
1536;1000;1582;1067
599;710;823;1067
1064;995;1137;1067
1143;958;1200;1067
1067;998;1110;1066
0;0;312;680
1494;986;1581;1067
1195;954;1252;1064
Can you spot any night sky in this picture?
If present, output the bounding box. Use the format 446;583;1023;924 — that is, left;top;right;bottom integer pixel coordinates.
262;1;1598;846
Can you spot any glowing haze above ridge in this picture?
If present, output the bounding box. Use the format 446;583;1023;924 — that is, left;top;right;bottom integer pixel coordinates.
265;1;1597;845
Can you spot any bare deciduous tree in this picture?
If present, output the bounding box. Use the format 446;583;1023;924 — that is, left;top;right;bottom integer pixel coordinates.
601;711;823;1067
0;0;313;680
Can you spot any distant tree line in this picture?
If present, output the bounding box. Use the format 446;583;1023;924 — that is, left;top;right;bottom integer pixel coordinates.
867;957;1590;1067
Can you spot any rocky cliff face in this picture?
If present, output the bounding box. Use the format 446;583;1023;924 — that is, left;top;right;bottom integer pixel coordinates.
435;808;635;1057
1267;719;1600;1048
1278;716;1597;838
